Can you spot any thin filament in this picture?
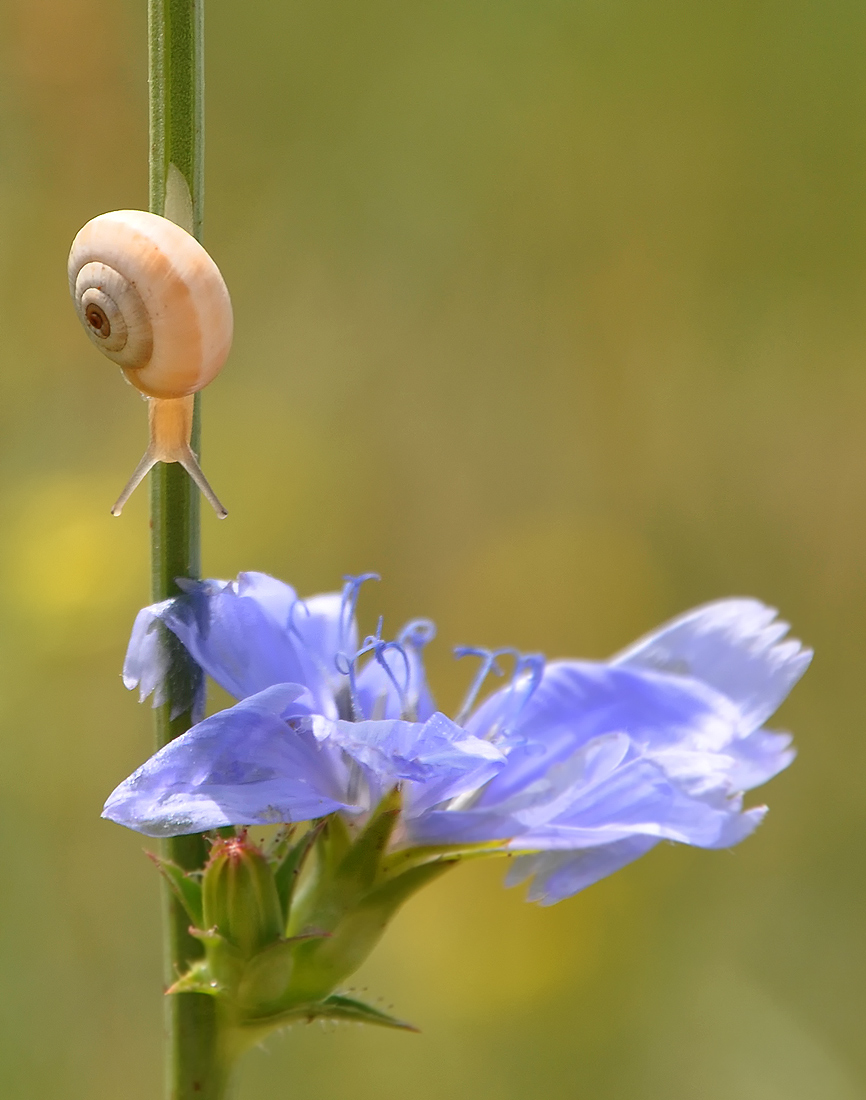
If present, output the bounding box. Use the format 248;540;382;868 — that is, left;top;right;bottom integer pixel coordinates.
339;573;381;653
372;639;411;717
453;646;519;726
111;448;159;516
177;446;228;519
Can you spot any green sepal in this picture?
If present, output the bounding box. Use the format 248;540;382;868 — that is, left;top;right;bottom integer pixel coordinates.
239;993;418;1035
187;925;245;991
237;930;331;1012
335;786;401;894
166;959;225;998
237;937;296;1010
273;821;325;922
379;839;507;879
318;813;353;874
148;852;204;928
300;993;418;1032
169;927;333;1009
360;856;457;915
289;791;403;938
188;925;231;947
267;825;297;866
285;858;456;1004
161;818;463;1039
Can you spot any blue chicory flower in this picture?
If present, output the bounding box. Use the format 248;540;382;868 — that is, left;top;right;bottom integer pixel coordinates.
105;574;810;904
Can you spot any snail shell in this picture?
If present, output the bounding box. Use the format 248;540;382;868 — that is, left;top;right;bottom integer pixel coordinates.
68;210;233;400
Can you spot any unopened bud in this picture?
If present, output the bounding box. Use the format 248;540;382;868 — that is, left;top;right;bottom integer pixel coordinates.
202;835;284;958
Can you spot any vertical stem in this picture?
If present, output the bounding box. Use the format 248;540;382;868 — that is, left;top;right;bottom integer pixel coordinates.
148;1;227;1097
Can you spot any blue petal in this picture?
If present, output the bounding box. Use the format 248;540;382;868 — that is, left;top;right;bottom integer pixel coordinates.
612;598;812;732
123;601;205;721
102;685;349;837
507;752;760;849
431;703;774;862
472;662;741;808
291;591;357;699
505;837;659;904
406;808;523;845
409;734;740;850
166;575;318;701
123;602;172;706
231;571;298;626
129;573;347;716
322;712;504;812
354;622;436;722
725;728;796;790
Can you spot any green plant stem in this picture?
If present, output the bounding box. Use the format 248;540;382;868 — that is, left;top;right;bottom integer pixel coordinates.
148;1;227;1097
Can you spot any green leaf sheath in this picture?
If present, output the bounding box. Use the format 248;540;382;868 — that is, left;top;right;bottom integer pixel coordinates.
273;822;325;923
309;994;419;1032
150;854;205;929
333;787;402;894
256;993;419;1034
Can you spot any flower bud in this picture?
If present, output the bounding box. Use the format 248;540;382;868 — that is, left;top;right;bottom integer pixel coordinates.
202;835;284;958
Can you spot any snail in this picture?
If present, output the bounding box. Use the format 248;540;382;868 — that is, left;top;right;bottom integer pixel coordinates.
68;209;233;517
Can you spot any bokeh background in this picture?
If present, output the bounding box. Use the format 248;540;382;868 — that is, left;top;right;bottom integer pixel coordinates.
1;0;864;1096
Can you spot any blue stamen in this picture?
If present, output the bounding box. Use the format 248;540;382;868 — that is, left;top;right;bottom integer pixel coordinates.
335;612;407;722
359;618;412;717
453;646;519;725
286;597;310;643
332;575;382;719
399;618;436;649
372;639;411;716
339;573;380;654
334;608;433;723
453;647;545;734
500;653;545;734
334;650;363;721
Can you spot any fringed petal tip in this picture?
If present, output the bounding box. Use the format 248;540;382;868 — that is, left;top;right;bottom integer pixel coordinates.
613;598;812;731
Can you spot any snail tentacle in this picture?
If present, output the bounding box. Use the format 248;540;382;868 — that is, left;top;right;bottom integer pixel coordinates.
111;451;160;517
177;450;228;520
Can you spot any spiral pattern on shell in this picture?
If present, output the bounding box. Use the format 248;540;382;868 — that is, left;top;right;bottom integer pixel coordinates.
68;210;233;400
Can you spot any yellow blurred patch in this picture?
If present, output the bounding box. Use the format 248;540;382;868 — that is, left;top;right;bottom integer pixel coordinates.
366;859;630;1022
2;475;148;625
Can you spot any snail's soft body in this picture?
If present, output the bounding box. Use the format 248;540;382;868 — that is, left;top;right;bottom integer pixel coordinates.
68;209;233;517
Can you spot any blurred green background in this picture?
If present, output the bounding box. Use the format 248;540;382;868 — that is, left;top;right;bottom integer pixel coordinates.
0;0;864;1096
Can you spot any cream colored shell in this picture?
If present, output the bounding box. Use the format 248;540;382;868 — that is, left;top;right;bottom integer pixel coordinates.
68;210;233;400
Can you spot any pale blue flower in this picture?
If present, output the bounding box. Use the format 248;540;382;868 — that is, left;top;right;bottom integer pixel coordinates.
106;577;810;903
